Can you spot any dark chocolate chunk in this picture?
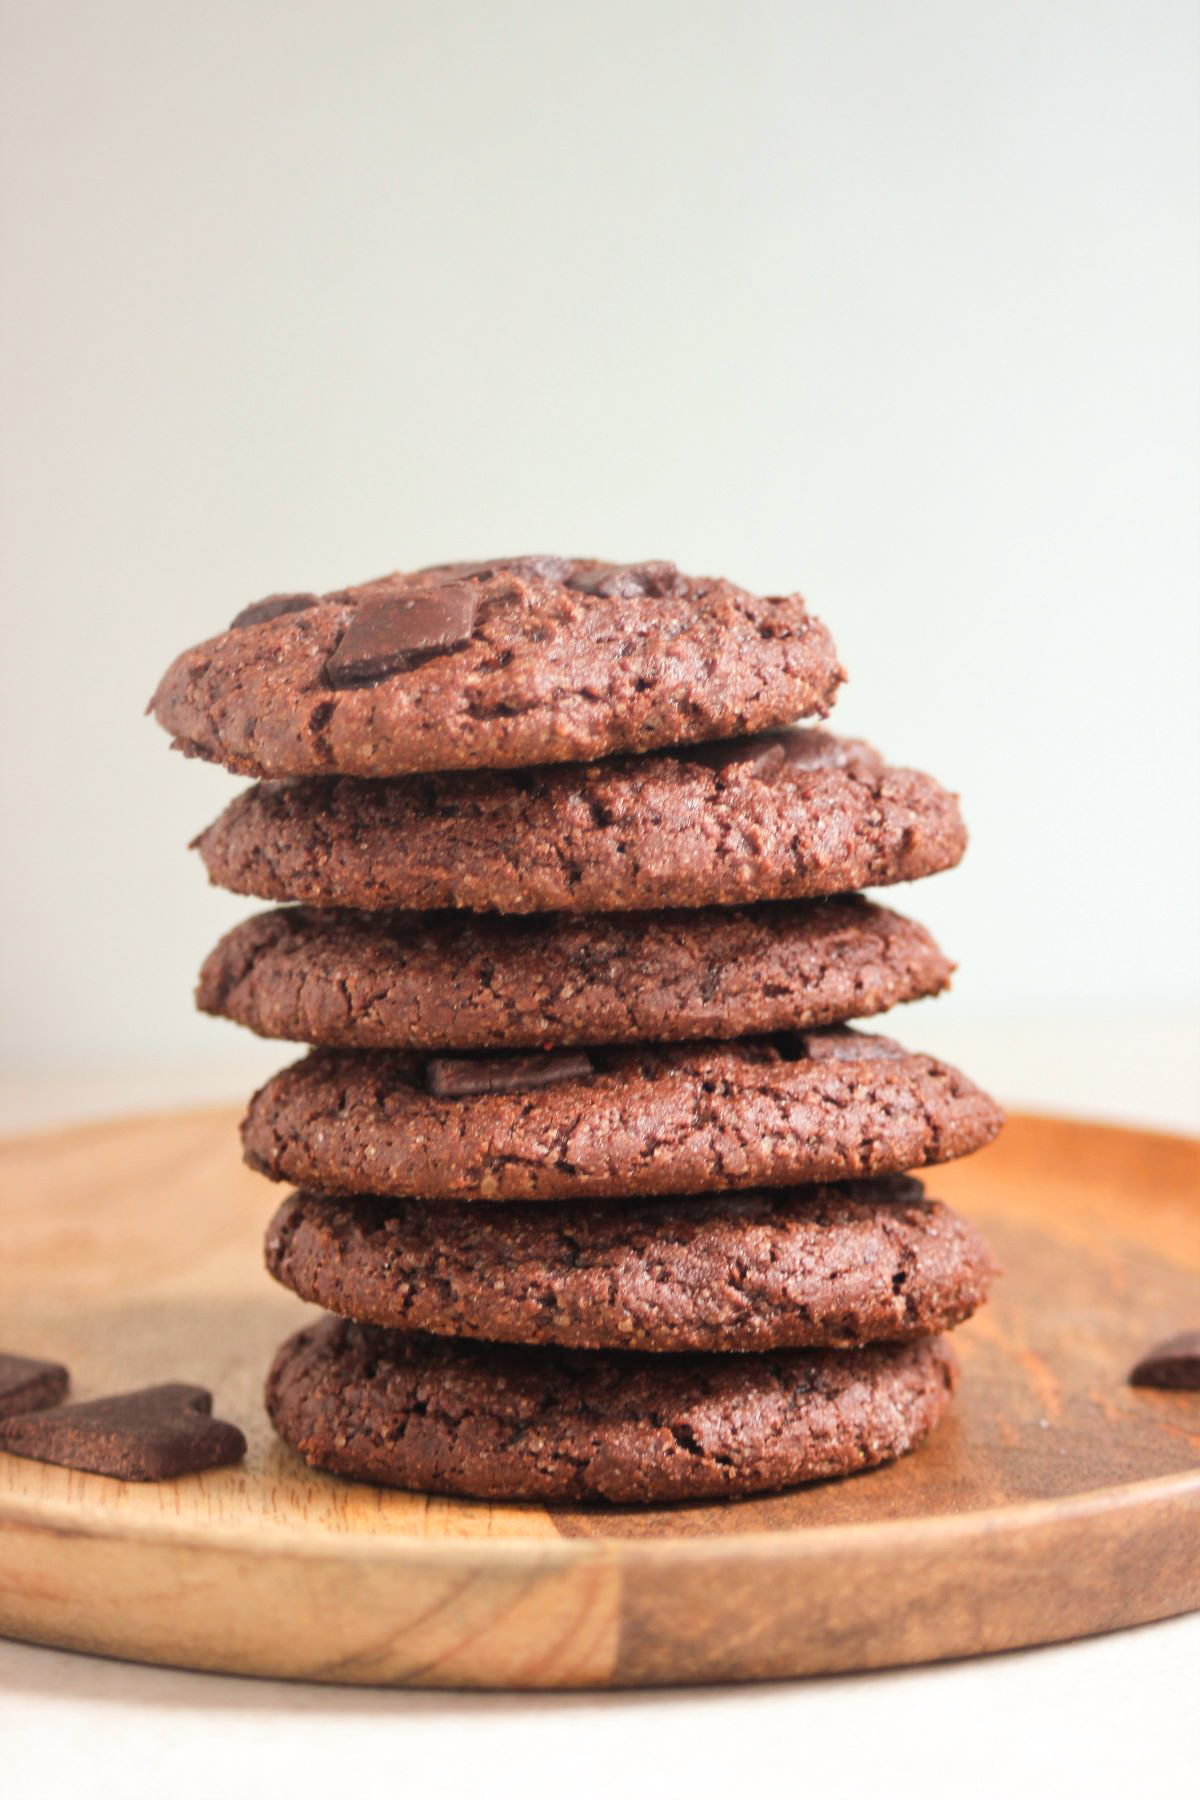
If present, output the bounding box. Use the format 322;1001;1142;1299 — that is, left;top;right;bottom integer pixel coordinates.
680;729;871;779
1129;1331;1200;1390
426;1049;594;1099
491;555;573;583
567;560;678;598
420;555;572;585
230;593;319;631
0;1351;69;1420
782;1028;906;1064
682;734;790;776
0;1383;247;1481
325;583;478;687
777;731;858;771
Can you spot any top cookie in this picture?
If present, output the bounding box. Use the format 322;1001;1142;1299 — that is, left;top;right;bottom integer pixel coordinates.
149;556;843;779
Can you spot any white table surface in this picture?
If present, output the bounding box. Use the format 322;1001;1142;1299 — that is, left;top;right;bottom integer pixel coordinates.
2;1018;1197;1800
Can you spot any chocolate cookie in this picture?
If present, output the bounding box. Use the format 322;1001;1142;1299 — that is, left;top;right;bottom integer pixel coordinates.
150;557;843;779
198;896;953;1051
266;1319;956;1502
195;729;966;915
242;1028;1003;1203
265;1177;996;1352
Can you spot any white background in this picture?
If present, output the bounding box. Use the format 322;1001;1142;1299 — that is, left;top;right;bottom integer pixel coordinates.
1;0;1198;1104
0;3;1197;1795
1;1614;1196;1800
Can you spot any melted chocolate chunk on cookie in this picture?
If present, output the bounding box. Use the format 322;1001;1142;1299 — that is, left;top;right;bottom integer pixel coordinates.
325;582;479;687
421;555;572;585
682;729;881;780
230;593;319;631
0;1383;247;1481
567;560;679;598
426;1049;594;1099
781;1028;906;1063
1129;1330;1200;1390
777;730;861;770
0;1351;69;1420
682;733;791;777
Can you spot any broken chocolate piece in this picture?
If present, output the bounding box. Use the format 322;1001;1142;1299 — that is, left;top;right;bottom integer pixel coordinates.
0;1383;247;1481
325;583;478;686
567;560;678;598
0;1351;69;1420
426;1049;595;1099
1129;1330;1200;1390
230;593;318;631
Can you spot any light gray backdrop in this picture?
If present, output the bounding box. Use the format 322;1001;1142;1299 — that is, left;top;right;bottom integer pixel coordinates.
1;0;1196;1098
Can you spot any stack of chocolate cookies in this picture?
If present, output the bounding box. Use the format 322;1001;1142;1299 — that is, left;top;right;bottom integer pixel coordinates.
151;556;1002;1505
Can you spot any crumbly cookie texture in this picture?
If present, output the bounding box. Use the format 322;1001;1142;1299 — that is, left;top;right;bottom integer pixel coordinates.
266;1317;957;1503
194;728;967;915
264;1177;996;1353
198;896;954;1050
150;557;844;779
241;1027;1004;1203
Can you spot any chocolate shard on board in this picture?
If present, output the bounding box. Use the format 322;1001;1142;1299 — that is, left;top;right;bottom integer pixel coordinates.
0;1383;247;1481
1128;1330;1200;1390
567;559;678;598
230;593;319;631
426;1049;595;1099
0;1351;69;1420
325;583;479;686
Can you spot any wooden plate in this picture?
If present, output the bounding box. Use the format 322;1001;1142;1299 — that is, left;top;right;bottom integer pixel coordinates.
0;1108;1197;1688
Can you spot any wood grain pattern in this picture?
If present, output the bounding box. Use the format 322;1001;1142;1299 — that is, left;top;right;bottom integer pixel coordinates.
0;1108;1197;1687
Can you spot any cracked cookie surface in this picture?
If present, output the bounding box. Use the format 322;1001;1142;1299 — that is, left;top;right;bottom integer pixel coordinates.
241;1027;1004;1203
199;896;953;1050
266;1319;957;1502
265;1177;996;1352
151;556;843;779
195;728;966;914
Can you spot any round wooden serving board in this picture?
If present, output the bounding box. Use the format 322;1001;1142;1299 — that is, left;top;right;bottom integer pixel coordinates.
0;1108;1197;1688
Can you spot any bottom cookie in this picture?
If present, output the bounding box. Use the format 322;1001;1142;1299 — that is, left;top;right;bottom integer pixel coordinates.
266;1319;956;1504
